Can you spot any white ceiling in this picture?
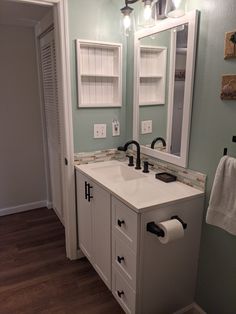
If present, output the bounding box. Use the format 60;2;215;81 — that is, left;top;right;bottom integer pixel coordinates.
0;0;51;27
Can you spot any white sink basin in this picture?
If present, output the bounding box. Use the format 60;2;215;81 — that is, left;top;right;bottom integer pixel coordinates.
91;163;145;183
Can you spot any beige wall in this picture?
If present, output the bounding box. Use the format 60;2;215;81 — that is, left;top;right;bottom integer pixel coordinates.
0;25;47;212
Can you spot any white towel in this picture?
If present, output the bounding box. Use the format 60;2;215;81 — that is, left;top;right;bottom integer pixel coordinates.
206;156;236;235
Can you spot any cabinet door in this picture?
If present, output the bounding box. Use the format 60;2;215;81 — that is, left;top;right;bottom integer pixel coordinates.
76;172;93;262
92;182;111;289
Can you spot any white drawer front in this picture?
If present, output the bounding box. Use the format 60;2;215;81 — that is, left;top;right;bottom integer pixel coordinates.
113;235;137;290
112;269;136;314
112;197;138;252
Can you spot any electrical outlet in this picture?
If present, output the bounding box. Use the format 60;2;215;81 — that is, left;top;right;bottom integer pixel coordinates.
141;120;152;134
94;124;107;138
112;120;120;136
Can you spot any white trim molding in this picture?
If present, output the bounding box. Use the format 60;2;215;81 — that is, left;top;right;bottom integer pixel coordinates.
0;201;49;217
193;303;207;314
173;302;206;314
53;0;78;260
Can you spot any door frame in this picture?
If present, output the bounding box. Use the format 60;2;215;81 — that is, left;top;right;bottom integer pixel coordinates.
11;0;77;260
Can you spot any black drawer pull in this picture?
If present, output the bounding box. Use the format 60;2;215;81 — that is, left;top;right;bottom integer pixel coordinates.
117;256;125;264
117;290;124;298
117;219;125;227
88;184;93;202
85;181;88;200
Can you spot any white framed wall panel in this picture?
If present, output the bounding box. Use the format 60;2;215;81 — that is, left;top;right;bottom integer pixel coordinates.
76;39;122;108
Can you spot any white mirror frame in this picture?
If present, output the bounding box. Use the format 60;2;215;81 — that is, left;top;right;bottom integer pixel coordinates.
133;10;199;168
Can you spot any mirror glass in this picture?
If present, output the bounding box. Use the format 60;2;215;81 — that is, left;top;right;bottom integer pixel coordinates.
139;23;188;156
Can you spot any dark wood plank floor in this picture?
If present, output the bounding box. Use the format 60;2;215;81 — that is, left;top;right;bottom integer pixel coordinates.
0;208;123;314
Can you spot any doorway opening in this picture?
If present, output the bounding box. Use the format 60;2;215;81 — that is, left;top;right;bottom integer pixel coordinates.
0;0;77;259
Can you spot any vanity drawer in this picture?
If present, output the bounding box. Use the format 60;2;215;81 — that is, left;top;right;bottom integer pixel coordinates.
112;197;138;252
113;235;137;290
112;269;136;314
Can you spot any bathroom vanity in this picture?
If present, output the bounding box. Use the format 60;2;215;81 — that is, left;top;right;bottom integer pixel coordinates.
75;160;204;314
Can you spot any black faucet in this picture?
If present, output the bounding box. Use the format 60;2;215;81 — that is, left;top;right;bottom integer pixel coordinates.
118;140;141;170
151;137;166;149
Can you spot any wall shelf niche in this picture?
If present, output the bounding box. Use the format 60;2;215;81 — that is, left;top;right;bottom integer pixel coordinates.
139;45;167;106
76;39;122;108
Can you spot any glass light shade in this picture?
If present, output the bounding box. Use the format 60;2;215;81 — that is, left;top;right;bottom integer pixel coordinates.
143;4;152;20
137;0;156;29
120;11;136;37
123;15;131;29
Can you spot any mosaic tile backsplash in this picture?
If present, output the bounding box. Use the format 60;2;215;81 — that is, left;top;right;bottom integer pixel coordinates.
74;149;206;191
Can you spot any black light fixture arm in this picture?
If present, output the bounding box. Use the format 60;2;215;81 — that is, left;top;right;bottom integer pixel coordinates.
223;135;236;156
125;0;139;4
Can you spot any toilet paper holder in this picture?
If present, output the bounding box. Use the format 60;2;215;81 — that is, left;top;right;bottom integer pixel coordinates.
146;215;187;237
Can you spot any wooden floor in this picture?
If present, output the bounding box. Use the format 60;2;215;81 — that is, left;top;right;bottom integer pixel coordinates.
0;208;123;314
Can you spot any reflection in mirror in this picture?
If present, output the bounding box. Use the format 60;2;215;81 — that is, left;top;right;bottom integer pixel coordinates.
138;24;188;157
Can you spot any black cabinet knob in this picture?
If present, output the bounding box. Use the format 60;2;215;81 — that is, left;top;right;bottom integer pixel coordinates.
117;219;125;227
117;256;125;264
117;290;124;298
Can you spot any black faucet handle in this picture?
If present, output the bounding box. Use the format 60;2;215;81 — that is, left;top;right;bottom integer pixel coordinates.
143;161;154;173
126;155;134;167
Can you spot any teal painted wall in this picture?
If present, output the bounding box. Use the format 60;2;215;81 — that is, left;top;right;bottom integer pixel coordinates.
186;1;236;313
68;0;127;152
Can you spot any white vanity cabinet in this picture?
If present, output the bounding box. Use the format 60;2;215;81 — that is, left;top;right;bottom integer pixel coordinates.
76;171;111;289
75;163;204;314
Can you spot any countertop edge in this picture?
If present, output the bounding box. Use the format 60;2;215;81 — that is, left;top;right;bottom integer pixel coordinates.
75;165;205;214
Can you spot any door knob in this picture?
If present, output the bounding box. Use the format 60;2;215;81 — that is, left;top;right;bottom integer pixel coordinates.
117;219;125;227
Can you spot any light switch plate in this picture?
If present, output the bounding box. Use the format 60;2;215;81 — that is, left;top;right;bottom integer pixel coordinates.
141;120;152;134
112;120;120;136
94;124;107;138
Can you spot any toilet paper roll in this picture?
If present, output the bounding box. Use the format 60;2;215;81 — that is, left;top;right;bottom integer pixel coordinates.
157;219;185;244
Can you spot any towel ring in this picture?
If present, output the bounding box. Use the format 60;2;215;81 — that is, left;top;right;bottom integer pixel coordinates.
223;136;236;156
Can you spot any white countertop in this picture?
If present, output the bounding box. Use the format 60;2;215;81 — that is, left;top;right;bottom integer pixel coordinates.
75;160;204;213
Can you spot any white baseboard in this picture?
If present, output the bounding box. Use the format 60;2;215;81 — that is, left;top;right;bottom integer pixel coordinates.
192;303;206;314
174;303;194;314
77;249;85;259
53;206;65;226
0;200;49;217
47;201;53;209
173;302;206;314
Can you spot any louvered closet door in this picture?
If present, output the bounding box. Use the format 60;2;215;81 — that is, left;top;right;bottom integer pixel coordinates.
40;30;63;222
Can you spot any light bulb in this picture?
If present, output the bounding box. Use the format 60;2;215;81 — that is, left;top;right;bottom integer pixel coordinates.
123;15;131;29
143;4;152;21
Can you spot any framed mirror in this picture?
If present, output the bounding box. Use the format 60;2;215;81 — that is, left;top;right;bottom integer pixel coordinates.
133;10;199;168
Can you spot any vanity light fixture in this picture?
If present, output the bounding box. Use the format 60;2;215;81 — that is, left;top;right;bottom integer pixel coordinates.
120;0;156;35
120;2;133;33
120;0;186;36
143;0;153;20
